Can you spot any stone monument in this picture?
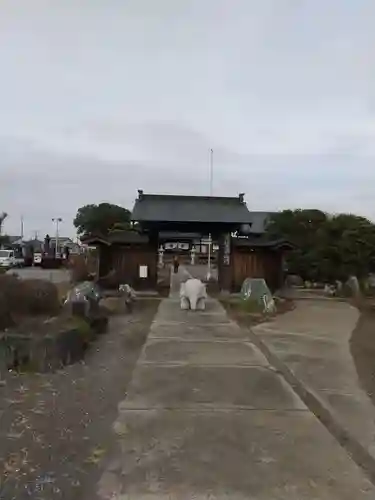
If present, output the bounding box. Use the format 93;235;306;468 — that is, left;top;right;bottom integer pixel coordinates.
241;278;276;313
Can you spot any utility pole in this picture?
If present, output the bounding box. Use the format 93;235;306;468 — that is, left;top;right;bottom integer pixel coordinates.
20;215;24;240
52;217;62;258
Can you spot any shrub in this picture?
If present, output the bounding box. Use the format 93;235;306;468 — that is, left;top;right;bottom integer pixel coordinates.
0;274;22;328
239;298;265;314
20;279;60;315
0;275;60;328
64;314;92;345
0;293;14;330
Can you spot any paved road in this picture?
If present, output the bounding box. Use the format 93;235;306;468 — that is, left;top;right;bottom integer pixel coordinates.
96;295;375;499
6;267;70;283
253;299;375;480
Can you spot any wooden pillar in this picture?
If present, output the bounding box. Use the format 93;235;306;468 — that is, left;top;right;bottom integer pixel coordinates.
147;230;159;290
279;250;287;289
98;245;111;277
218;232;232;292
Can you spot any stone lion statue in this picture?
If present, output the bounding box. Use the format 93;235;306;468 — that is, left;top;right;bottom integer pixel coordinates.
180;278;207;311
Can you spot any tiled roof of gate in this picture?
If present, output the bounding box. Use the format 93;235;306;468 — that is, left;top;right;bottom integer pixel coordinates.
131;193;252;225
81;231;149;245
232;236;294;249
108;231;149;244
159;231;202;240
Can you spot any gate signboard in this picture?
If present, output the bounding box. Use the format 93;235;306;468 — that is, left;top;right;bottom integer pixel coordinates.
223;233;231;266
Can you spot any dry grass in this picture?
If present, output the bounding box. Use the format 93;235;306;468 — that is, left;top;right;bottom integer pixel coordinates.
0;275;61;330
221;296;295;328
55;281;72;302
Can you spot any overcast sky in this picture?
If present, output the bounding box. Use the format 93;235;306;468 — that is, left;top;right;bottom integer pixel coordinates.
1;0;374;238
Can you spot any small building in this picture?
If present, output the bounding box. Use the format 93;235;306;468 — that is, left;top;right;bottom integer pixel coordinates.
81;230;156;290
49;237;80;256
83;191;292;292
230;236;293;292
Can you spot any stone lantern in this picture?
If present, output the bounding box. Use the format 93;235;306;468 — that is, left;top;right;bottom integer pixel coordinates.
158;245;164;266
190;246;197;265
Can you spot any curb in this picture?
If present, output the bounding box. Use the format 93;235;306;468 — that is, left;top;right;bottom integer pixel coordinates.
248;326;375;486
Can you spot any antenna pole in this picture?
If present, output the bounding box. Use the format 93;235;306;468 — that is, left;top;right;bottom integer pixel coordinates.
207;148;214;281
210;148;213;196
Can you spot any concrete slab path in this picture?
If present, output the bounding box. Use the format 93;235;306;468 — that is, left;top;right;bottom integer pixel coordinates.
96;296;375;499
252;300;375;480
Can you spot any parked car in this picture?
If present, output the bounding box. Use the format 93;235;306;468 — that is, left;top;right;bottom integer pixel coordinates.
0;249;24;269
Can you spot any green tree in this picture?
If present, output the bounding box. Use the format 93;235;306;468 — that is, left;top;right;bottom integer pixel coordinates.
267;209;327;280
74;203;131;236
0;235;9;248
267;209;375;282
318;214;375;281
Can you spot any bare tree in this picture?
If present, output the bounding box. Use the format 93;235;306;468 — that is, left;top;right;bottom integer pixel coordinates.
0;212;8;236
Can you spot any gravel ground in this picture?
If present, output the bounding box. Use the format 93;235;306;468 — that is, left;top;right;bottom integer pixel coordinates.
0;299;160;500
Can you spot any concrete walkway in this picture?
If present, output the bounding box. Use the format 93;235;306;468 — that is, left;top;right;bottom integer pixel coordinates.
96;293;375;499
252;300;375;481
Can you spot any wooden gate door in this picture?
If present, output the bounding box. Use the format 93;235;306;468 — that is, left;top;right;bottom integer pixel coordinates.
233;250;264;291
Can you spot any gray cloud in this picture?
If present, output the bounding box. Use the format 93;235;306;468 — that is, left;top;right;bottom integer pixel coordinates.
1;0;375;236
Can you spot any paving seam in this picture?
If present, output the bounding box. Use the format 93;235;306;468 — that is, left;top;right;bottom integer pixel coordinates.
145;338;251;343
136;362;273;369
150;324;238;328
318;388;367;396
255;326;344;343
248;325;375;486
118;406;309;412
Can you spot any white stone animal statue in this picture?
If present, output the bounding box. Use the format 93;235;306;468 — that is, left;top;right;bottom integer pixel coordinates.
119;283;137;312
180;278;207;311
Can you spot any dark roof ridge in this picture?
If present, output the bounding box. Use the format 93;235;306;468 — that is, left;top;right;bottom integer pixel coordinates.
140;193;244;203
132;190;253;225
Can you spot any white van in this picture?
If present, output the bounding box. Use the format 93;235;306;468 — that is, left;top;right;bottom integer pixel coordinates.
0;249;24;269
